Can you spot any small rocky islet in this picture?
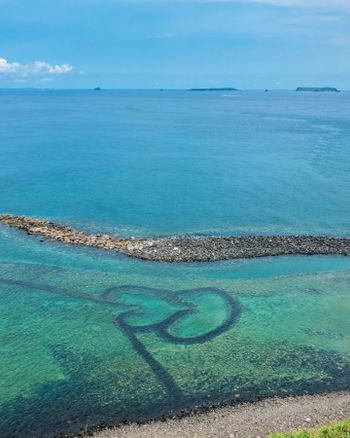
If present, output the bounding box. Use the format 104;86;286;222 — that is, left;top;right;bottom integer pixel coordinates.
1;214;350;263
296;87;340;92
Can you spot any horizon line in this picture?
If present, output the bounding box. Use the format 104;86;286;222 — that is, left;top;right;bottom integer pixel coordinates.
0;87;348;92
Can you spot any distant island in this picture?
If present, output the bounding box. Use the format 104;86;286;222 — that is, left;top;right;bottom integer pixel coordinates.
187;87;238;91
93;87;102;91
296;87;340;92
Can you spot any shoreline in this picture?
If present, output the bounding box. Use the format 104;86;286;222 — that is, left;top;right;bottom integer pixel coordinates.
91;390;350;438
1;214;350;262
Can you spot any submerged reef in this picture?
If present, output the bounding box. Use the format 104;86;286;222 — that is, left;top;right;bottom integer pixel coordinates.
1;214;350;262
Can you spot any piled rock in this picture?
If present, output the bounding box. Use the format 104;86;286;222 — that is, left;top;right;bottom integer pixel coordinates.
1;214;350;263
0;214;128;251
125;235;350;262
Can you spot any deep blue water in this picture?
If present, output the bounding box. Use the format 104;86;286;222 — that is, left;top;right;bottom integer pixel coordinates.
0;90;349;438
1;89;349;236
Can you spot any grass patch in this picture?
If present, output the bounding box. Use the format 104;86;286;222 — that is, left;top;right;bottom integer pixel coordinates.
269;419;350;438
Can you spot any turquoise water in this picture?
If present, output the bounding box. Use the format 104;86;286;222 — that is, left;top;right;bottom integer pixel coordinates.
1;89;350;236
0;90;349;437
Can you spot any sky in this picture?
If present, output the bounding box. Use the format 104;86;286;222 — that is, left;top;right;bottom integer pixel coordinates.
0;0;350;89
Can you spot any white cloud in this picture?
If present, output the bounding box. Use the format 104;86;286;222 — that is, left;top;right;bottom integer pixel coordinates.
249;0;350;7
37;77;55;83
0;58;73;76
159;0;350;10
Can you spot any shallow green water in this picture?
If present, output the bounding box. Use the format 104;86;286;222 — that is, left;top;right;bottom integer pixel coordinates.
1;228;350;437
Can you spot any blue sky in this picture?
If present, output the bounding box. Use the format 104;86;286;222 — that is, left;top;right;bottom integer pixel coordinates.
0;0;350;89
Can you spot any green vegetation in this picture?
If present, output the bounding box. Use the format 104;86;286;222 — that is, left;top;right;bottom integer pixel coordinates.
269;419;350;438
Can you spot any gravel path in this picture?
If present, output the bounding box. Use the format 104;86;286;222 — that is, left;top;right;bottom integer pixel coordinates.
91;391;350;438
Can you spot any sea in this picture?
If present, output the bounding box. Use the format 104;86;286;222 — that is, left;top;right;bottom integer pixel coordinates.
0;89;349;437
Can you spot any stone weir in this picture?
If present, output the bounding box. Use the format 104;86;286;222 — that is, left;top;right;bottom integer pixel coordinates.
1;214;350;263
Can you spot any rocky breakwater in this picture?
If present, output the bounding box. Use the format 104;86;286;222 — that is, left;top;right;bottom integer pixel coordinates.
126;235;350;262
1;214;350;262
0;214;128;251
